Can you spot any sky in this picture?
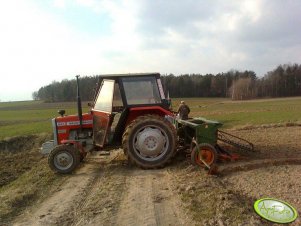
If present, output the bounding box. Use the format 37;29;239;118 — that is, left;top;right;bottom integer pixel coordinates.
0;0;300;101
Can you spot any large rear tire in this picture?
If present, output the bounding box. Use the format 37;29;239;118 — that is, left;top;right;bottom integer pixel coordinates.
122;115;177;169
48;145;81;174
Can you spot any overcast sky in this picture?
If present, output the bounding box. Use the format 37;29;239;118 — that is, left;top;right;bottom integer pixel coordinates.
0;0;300;101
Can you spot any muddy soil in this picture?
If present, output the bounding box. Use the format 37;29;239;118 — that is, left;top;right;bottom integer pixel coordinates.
1;126;301;226
174;126;301;226
0;134;51;186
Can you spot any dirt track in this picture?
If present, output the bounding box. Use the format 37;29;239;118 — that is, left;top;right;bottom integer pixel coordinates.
2;126;301;226
12;151;192;226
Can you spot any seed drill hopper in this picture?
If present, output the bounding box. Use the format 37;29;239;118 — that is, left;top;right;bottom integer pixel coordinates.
175;117;254;173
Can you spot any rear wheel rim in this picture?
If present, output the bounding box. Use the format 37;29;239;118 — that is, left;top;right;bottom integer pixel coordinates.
133;125;169;162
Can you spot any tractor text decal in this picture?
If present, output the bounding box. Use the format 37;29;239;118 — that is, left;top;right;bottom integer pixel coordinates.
57;120;93;127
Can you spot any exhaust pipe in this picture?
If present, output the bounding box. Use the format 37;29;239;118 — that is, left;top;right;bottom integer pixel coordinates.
76;75;83;131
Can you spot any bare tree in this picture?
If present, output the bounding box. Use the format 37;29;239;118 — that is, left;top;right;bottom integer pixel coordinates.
229;78;256;100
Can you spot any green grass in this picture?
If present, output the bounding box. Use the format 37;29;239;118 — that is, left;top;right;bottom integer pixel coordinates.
172;97;301;128
0;100;42;108
0;97;301;139
0;101;89;139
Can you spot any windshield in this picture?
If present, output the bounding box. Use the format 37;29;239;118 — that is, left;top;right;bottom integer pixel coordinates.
122;76;161;105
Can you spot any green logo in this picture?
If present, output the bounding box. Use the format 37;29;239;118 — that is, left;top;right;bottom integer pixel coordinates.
254;198;298;223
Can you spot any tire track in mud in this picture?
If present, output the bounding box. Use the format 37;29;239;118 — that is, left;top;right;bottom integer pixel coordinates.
219;157;301;176
114;169;190;226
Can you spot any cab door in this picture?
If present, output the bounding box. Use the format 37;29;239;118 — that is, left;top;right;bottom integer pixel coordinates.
92;79;115;147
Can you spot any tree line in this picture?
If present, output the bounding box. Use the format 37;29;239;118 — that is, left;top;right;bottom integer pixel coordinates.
33;63;301;102
32;76;100;102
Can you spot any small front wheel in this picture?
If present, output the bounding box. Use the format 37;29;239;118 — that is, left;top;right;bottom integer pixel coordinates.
48;145;81;174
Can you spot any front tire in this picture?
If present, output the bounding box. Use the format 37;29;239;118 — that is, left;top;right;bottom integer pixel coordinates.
48;145;81;174
122;115;177;169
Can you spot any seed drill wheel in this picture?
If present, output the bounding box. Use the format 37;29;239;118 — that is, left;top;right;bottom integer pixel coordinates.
191;143;217;168
48;145;81;174
122;115;177;169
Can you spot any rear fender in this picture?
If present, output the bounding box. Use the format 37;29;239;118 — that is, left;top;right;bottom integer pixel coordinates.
126;106;173;126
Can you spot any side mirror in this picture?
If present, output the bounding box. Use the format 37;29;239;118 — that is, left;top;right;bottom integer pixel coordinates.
58;109;65;117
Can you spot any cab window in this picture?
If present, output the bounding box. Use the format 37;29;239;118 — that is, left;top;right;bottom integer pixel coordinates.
122;77;161;105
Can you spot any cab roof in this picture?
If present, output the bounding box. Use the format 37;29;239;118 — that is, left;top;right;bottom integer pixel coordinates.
99;73;160;79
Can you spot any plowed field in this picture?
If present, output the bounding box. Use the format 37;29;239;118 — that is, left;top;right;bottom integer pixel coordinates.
0;125;300;226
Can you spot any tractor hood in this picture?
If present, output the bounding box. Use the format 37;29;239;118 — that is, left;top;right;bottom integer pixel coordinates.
55;113;93;128
54;113;93;143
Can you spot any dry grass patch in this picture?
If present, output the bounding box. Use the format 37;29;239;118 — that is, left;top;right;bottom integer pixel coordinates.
0;134;65;224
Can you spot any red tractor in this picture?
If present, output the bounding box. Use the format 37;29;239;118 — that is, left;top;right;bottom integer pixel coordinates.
41;73;254;174
41;73;178;173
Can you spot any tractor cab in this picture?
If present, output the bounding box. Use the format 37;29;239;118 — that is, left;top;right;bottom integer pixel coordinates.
91;73;172;148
